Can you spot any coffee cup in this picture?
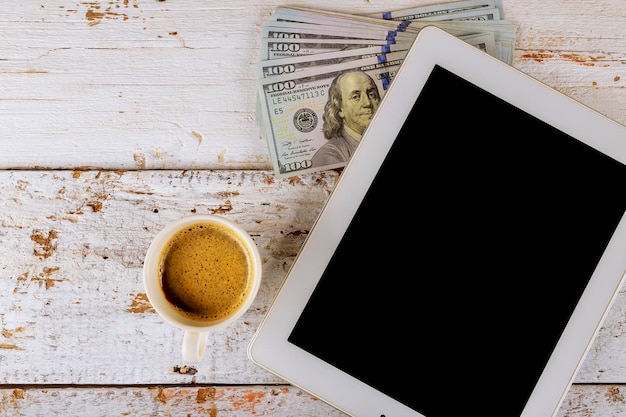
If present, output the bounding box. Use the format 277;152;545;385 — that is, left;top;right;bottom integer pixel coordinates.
143;214;262;362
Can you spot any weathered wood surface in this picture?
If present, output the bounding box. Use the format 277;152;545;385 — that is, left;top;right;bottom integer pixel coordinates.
0;169;626;416
0;170;336;384
0;385;624;417
1;0;626;415
0;386;350;417
0;385;625;417
1;0;625;170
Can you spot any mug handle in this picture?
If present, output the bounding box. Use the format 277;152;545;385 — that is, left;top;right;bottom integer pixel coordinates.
182;331;209;362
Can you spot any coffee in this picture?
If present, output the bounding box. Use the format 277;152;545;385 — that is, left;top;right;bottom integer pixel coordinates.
158;222;255;323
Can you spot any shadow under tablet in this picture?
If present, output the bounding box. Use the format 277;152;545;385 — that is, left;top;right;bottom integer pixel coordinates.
288;65;626;416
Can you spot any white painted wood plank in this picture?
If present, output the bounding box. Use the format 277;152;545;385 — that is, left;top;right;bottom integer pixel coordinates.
0;385;349;417
576;290;626;383
1;1;625;169
558;384;626;417
0;384;623;416
0;169;336;385
513;51;626;126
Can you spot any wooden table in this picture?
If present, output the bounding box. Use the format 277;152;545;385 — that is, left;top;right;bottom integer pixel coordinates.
1;1;625;415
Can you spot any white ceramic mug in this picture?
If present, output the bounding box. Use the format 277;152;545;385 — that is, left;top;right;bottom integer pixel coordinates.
143;214;262;362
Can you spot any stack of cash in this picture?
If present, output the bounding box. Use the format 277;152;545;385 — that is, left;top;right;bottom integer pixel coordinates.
258;0;515;178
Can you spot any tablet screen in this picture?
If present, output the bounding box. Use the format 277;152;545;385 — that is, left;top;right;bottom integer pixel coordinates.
288;65;626;416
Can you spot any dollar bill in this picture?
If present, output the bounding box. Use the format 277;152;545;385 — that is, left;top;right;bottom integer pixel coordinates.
367;0;499;20
258;45;412;78
272;4;501;30
258;59;403;178
364;1;514;63
259;7;415;130
257;2;512;177
266;5;513;63
260;37;410;60
270;6;422;32
458;32;497;56
255;43;412;140
262;22;417;43
396;19;515;64
257;34;494;178
416;6;501;21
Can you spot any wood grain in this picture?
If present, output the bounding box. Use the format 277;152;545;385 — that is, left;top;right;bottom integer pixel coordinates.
1;0;625;169
0;170;336;384
0;385;624;416
0;386;348;416
1;0;626;415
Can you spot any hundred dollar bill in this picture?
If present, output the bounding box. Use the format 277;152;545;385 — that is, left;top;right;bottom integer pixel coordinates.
458;32;497;56
258;45;412;78
398;19;515;64
258;34;494;178
261;37;409;60
262;22;417;43
364;1;513;63
256;45;409;122
367;0;499;20
259;33;494;79
272;4;501;31
258;58;403;178
255;44;412;141
448;20;514;63
270;6;420;32
256;33;493;133
266;5;512;63
415;6;501;21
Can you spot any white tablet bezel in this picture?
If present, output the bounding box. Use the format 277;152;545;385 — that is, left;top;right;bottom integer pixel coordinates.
248;26;626;417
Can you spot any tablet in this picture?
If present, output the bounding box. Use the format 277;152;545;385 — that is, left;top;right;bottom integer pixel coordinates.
248;26;626;417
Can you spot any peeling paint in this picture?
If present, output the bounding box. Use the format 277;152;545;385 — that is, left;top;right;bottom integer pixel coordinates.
210;200;232;214
314;175;332;187
0;344;24;350
127;292;156;314
16;268;66;290
196;387;214;403
519;51;607;67
560;52;604;67
230;389;265;412
2;327;25;338
520;51;555;63
216;191;240;198
287;176;304;185
606;386;625;403
134;152;147;169
38;267;65;289
155;386;167;404
83;0;139;26
87;193;108;212
30;230;59;259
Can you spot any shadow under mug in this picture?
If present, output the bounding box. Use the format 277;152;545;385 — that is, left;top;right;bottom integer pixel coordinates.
143;214;262;362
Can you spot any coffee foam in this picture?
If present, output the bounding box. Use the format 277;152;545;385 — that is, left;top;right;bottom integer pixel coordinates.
159;222;253;322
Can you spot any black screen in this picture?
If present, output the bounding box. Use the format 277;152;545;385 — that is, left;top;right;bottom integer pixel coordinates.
288;65;626;416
